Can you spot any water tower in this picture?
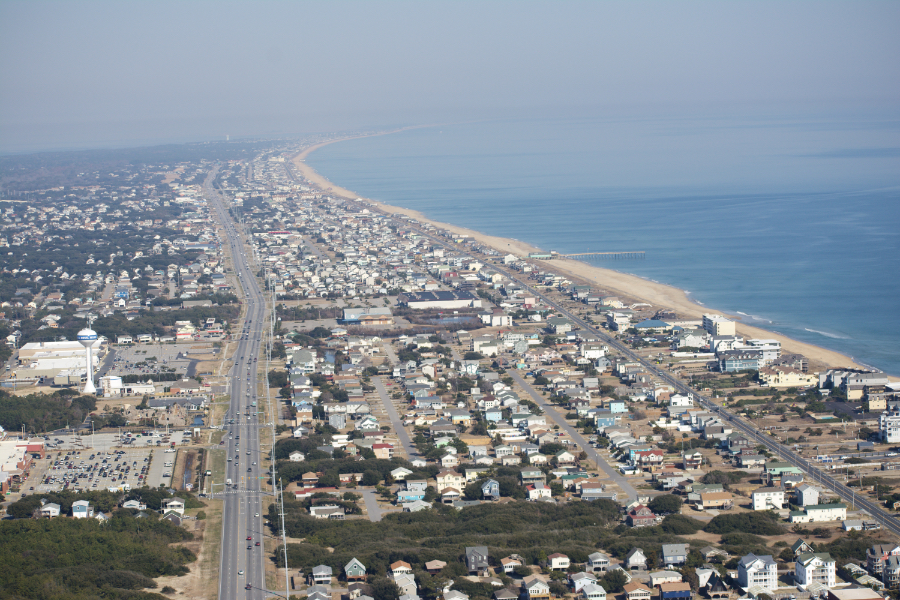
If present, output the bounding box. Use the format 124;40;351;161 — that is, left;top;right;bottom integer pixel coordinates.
77;320;98;395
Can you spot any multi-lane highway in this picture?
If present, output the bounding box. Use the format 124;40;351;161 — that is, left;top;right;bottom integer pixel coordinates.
203;170;270;600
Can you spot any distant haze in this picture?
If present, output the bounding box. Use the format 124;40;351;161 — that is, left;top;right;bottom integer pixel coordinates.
1;1;899;153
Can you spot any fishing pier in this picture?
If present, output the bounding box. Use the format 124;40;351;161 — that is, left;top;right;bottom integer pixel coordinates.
528;251;645;260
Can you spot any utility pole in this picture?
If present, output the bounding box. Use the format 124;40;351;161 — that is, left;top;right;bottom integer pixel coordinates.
280;480;290;597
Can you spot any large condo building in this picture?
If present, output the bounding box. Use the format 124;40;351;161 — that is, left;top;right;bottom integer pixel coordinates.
703;314;736;337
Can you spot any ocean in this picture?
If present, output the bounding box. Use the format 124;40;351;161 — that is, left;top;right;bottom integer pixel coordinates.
306;111;900;376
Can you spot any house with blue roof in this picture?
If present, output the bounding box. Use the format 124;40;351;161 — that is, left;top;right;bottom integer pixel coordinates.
634;320;673;333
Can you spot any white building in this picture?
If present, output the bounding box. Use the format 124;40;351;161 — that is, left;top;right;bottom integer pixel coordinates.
881;410;900;443
703;314;736;337
606;313;631;331
794;553;836;589
751;487;785;510
100;375;124;396
737;554;778;592
795;484;820;507
745;339;782;364
669;394;694;409
789;504;847;523
72;499;94;519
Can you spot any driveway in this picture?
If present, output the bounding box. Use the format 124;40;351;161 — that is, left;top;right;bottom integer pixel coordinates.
508;370;638;501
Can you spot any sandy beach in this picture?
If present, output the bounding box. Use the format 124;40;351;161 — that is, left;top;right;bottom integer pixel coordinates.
292;139;881;376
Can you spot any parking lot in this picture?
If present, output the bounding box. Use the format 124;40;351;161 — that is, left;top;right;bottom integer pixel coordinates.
42;430;197;453
25;446;175;495
99;343;195;379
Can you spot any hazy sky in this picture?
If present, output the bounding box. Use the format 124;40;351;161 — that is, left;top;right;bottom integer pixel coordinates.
2;1;898;153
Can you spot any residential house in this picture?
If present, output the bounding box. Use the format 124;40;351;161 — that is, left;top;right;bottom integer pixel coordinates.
161;497;185;515
586;552;610;574
501;555;524;574
700;492;735;510
704;573;731;600
308;586;331;600
791;539;815;557
393;574;418;597
72;499;94;519
625;548;648;570
626;505;657;528
426;560;447;574
482;479;500;501
623;582;652;600
520;469;546;486
345;558;367;581
795;484;820;507
523;576;551;600
311;565;333;585
645;571;680;587
581;583;607;600
789;503;847;523
548;553;570;570
309;505;345;520
867;544;900;576
466;546;490;575
884;556;900;589
751;487;784;511
527;482;552;501
658;582;692;600
737;554;778;593
794;553;836;589
437;470;465;490
569;572;598;592
661;544;688;568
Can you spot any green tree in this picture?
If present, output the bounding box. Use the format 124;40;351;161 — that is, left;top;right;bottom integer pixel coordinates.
361;470;380;486
372;578;401;600
600;569;628;593
648;494;683;514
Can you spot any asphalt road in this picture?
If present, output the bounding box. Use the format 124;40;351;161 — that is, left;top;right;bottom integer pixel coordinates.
360;488;385;522
508;370;639;501
204;170;269;600
373;377;416;459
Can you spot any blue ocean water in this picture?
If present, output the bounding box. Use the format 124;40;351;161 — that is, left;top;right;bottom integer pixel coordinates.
307;112;900;375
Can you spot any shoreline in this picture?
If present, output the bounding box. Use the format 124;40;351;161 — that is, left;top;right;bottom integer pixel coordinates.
292;137;892;379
